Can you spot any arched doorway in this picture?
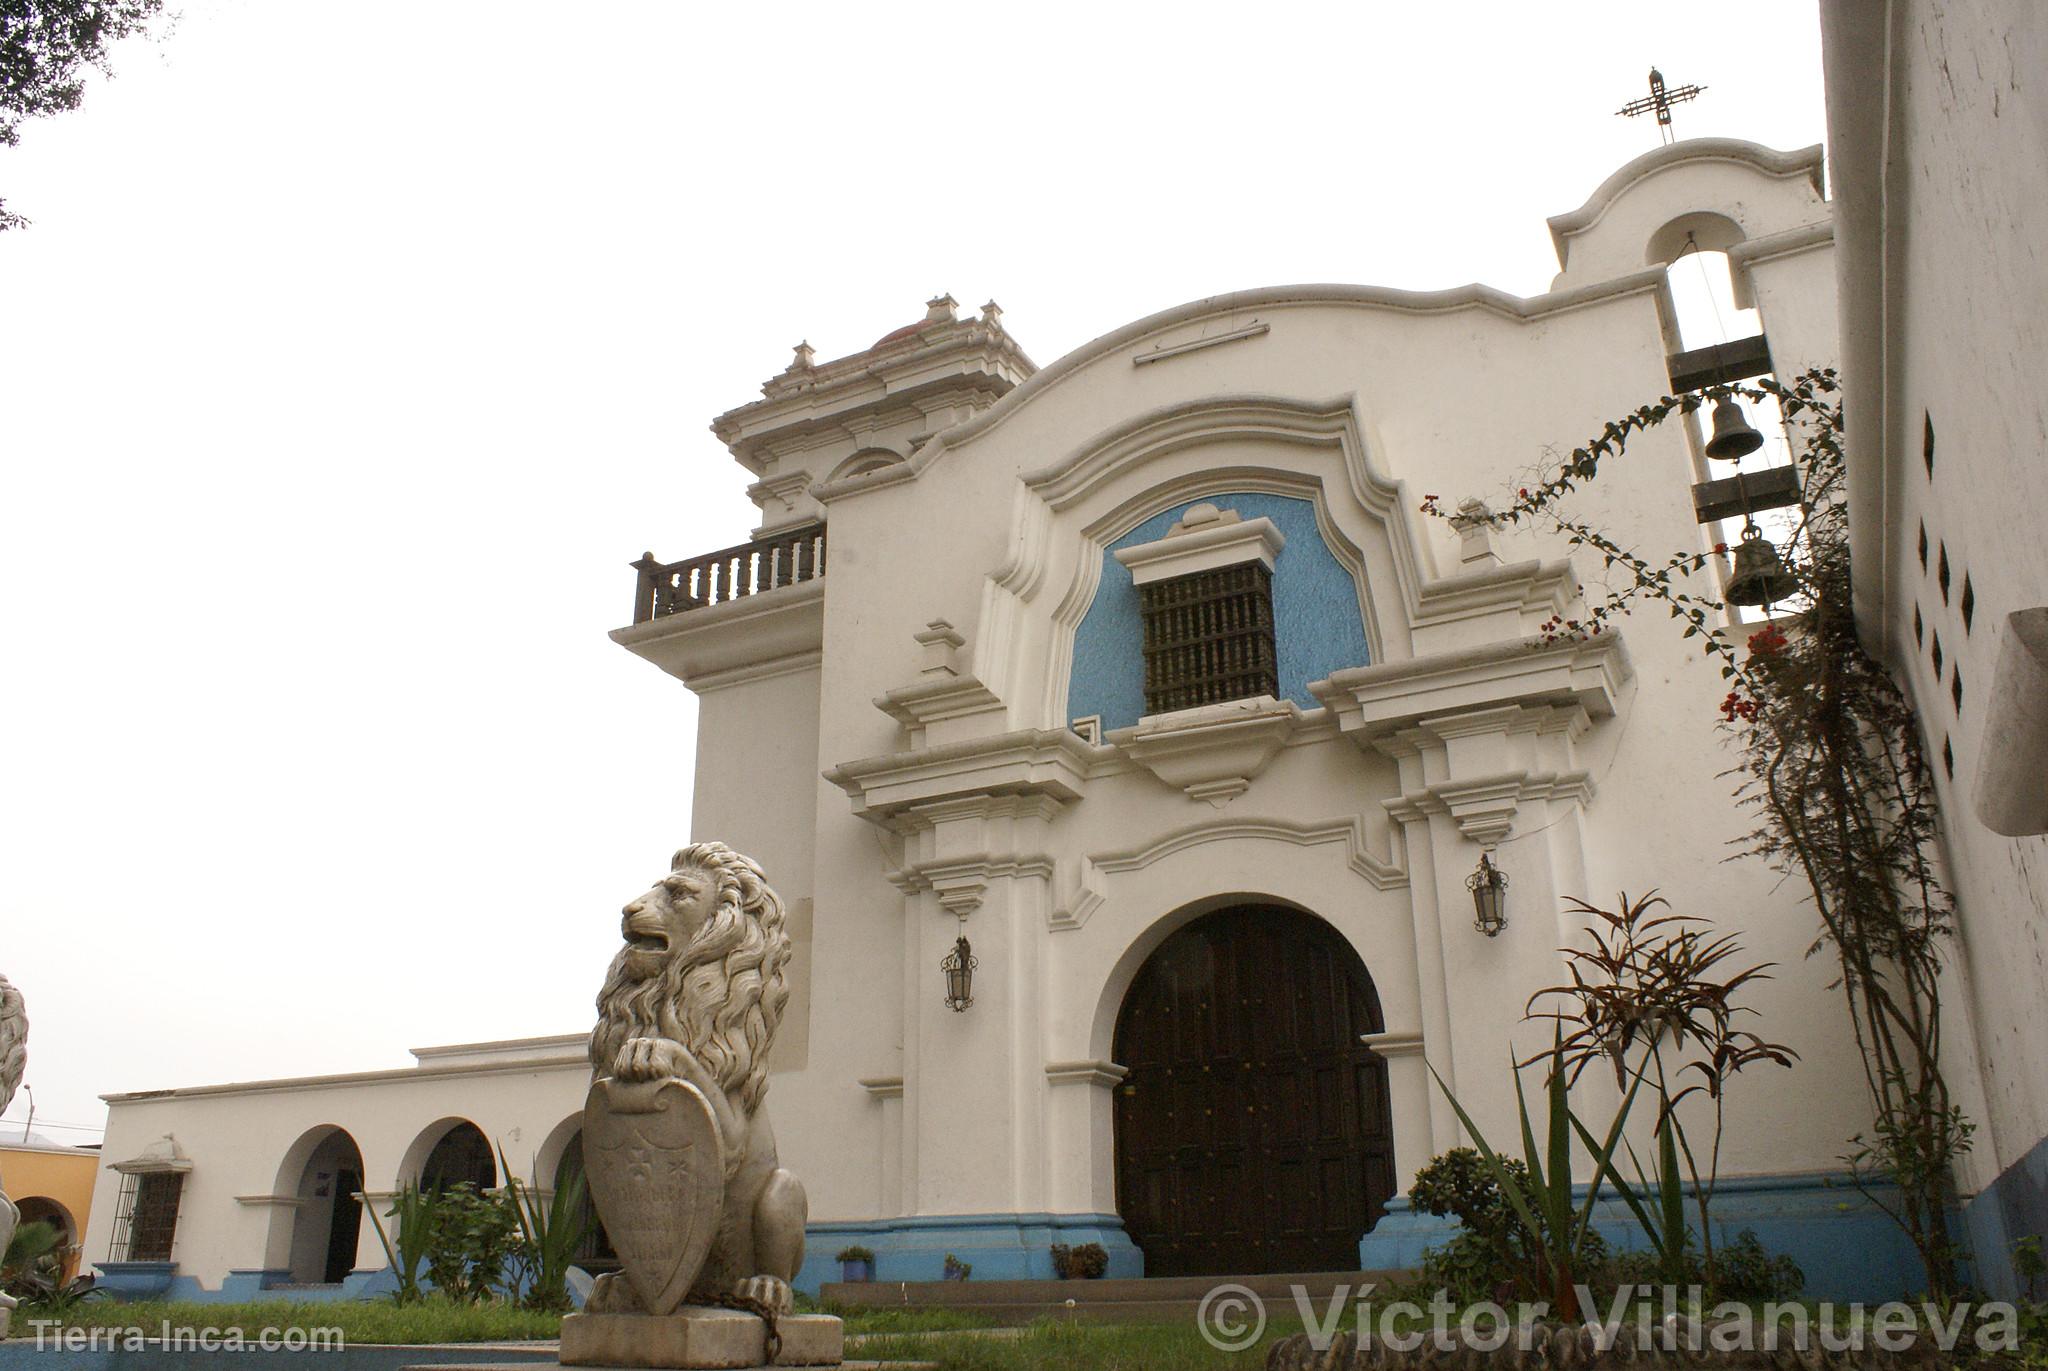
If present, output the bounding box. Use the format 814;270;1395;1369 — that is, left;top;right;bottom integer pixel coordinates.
419;1120;495;1193
1113;904;1396;1276
555;1132;618;1274
13;1197;78;1280
282;1128;365;1284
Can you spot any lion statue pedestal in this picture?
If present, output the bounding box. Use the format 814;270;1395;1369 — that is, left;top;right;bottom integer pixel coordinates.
559;843;842;1370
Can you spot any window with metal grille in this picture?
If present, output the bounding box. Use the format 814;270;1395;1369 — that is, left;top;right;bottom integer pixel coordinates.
108;1172;184;1261
1137;562;1278;714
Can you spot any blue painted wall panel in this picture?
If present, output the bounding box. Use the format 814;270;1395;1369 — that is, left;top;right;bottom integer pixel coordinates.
1067;494;1370;733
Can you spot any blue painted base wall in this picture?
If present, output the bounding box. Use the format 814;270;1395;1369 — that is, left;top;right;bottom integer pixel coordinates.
95;1263;398;1304
1962;1129;2048;1299
98;1215;1142;1304
795;1212;1143;1295
1359;1172;1935;1303
98;1168;1978;1305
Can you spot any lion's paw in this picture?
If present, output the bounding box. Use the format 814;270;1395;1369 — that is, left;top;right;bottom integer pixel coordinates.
732;1274;793;1318
586;1271;644;1314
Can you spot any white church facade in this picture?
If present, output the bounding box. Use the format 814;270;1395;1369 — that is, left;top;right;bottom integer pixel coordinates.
81;118;2042;1305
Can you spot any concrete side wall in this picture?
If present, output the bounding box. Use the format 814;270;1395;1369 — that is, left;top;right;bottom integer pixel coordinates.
83;1064;587;1292
1823;0;2048;1296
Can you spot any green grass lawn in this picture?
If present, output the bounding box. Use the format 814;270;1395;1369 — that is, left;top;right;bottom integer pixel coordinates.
850;1316;1301;1370
26;1295;1004;1346
33;1297;562;1344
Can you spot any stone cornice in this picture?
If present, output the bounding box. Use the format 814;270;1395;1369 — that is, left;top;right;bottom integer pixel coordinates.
873;675;1005;742
1111;513;1286;586
1383;765;1597;847
857;1076;905;1100
825;728;1092;824
1107;696;1302;807
1360;1029;1426;1059
1412;558;1576;627
608;579;825;693
1044;1060;1129;1088
1311;633;1631;742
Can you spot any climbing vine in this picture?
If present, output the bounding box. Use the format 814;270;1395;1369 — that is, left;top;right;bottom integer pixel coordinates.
1427;368;1968;1296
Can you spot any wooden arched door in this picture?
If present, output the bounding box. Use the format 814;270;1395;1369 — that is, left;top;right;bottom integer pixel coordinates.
1113;904;1395;1276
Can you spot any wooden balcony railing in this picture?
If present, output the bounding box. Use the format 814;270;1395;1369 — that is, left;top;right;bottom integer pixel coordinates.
630;522;827;624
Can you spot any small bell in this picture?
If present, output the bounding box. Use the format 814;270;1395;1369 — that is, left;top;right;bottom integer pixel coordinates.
1704;397;1765;461
1724;524;1799;607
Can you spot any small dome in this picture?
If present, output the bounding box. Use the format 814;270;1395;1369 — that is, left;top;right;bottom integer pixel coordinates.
871;321;925;348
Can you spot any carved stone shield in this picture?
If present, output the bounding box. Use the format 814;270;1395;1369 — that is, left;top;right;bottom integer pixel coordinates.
582;1076;726;1316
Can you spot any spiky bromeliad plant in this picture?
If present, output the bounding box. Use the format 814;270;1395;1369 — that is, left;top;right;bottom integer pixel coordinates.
1426;368;1968;1296
1532;891;1796;1294
1428;1029;1646;1322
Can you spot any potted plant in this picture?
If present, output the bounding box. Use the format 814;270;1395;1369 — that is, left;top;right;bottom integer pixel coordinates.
834;1245;875;1283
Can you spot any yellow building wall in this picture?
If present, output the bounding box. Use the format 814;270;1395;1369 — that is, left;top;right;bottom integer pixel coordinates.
2;1144;101;1278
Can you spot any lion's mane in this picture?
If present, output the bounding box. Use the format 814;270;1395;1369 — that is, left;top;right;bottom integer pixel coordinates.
592;842;790;1115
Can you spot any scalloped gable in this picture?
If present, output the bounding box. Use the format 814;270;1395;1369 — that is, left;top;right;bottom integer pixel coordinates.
1545;138;1829;288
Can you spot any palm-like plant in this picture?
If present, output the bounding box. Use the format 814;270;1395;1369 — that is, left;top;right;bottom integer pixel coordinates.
496;1143;590;1311
1530;891;1796;1292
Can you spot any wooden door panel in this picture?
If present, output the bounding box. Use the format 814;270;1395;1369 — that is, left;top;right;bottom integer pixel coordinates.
1114;905;1397;1277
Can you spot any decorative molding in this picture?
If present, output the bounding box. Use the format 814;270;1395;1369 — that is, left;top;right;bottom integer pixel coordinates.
1360;1030;1426;1059
1108;696;1302;807
858;1076;905;1099
874;674;1006;748
1112;508;1286;586
1131;322;1270;366
1312;633;1631;742
608;579;825;692
1050;813;1406;930
234;1195;305;1209
903;276;1669;466
1045;1060;1130;1088
826;728;1092;826
1412;558;1576;629
1386;765;1597;846
1545;139;1827;269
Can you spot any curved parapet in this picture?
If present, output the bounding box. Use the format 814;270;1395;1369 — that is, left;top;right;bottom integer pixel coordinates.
1547;138;1828;288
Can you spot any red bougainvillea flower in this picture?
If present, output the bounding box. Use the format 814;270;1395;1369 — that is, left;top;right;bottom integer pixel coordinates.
1749;623;1789;657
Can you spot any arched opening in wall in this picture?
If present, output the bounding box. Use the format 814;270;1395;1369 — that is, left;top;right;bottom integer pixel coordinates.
1112;904;1394;1277
828;447;906;481
553;1130;619;1274
416;1119;496;1193
13;1196;79;1280
1653;216;1805;624
279;1127;365;1285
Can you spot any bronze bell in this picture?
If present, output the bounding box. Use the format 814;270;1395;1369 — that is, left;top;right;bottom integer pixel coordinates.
1724;524;1799;607
1704;397;1765;461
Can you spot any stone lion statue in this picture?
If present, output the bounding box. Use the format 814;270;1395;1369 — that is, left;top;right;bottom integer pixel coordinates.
585;843;807;1316
0;975;25;1331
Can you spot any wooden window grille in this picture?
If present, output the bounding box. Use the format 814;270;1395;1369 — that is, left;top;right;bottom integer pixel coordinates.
108;1172;184;1261
1137;562;1278;715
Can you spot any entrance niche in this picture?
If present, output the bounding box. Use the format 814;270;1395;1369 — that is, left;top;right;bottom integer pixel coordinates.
284;1128;365;1284
1113;904;1396;1276
555;1131;619;1274
13;1197;77;1279
418;1120;496;1192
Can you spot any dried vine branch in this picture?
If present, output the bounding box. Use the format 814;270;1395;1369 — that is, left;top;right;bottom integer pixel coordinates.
1427;368;1968;1295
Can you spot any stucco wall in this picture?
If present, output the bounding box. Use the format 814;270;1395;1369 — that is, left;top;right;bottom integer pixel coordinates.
1822;0;2048;1297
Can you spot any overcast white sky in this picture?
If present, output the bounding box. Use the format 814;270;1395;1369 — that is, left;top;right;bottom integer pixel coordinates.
0;2;1826;1145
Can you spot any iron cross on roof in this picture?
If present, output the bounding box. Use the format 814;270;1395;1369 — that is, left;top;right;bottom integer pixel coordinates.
1617;67;1706;143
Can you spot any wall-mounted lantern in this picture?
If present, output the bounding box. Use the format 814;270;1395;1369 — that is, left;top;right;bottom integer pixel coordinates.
1468;853;1508;938
941;932;977;1011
